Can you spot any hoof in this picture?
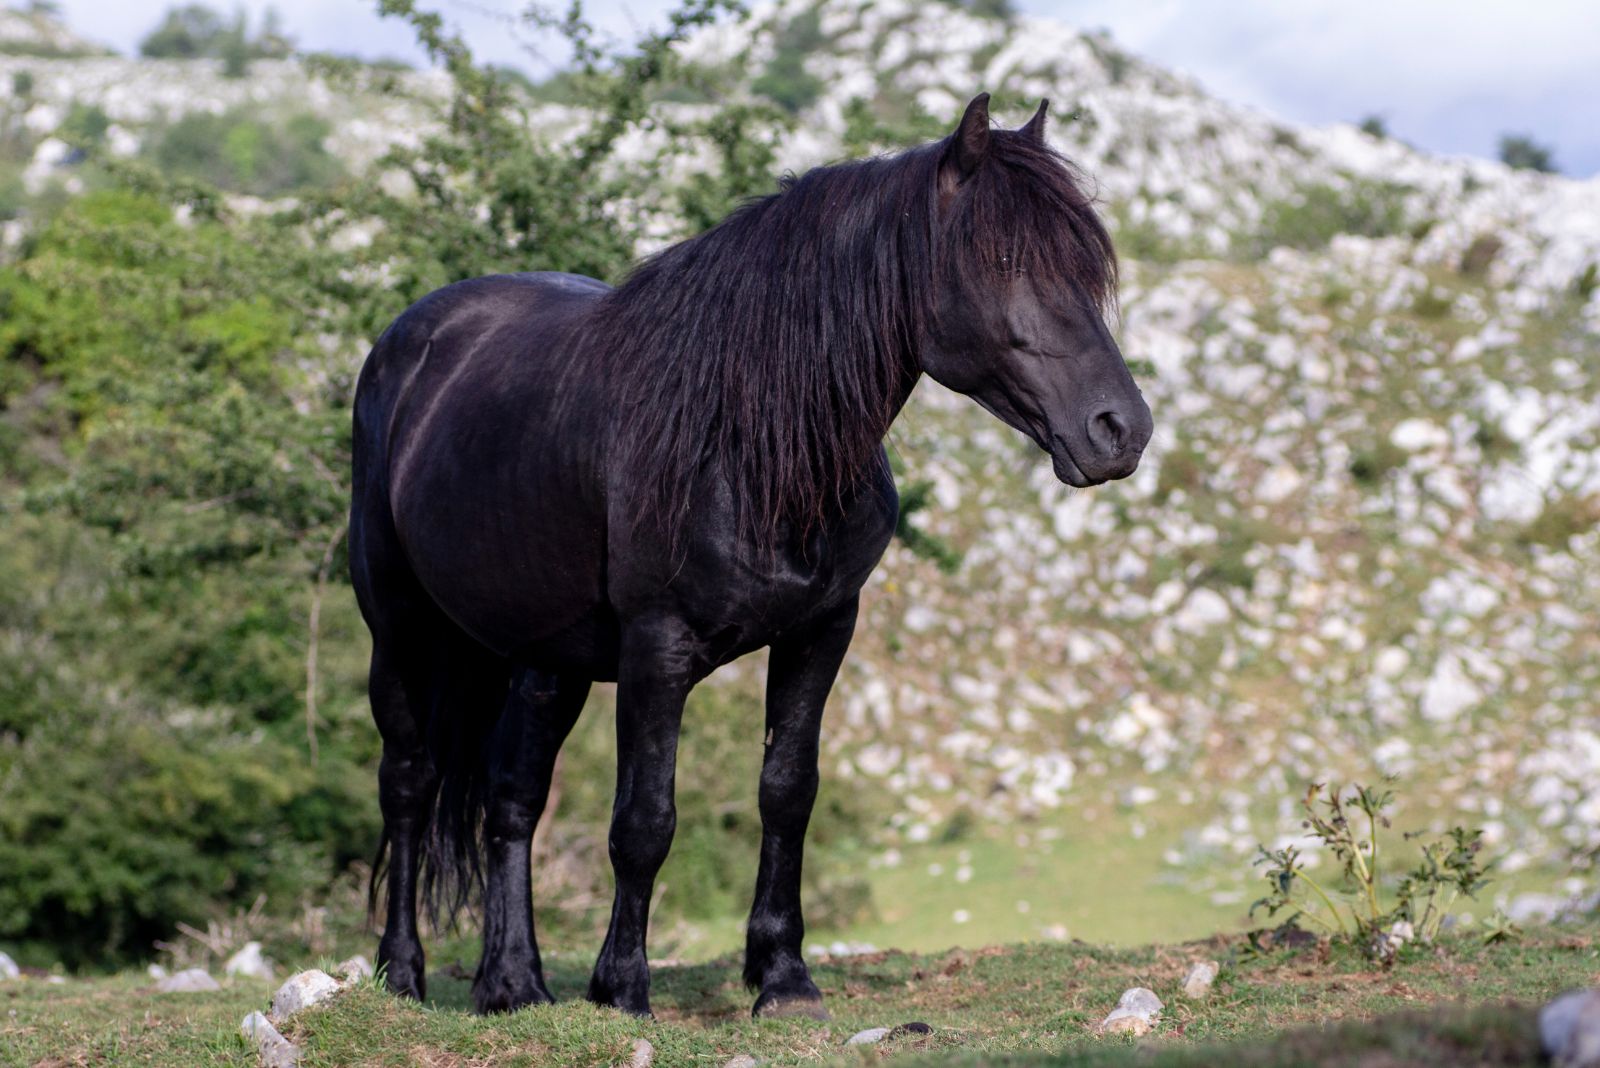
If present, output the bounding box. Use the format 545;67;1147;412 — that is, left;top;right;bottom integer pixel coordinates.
473;974;555;1016
753;993;830;1020
386;972;426;1002
588;979;653;1018
377;944;427;1002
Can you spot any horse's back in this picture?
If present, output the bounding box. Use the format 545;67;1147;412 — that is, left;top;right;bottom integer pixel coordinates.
351;272;615;662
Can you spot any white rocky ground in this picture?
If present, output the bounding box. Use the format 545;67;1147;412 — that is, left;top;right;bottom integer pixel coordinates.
6;0;1598;897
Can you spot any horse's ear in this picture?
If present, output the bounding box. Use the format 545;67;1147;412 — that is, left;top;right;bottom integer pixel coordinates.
945;92;992;182
1019;98;1049;144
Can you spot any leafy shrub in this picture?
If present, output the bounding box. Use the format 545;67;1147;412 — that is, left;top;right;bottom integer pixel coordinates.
1358;114;1388;139
1243;178;1411;258
752;9;825;114
0;190;371;966
1250;783;1499;960
1497;133;1557;174
145;110;343;195
139;3;291;61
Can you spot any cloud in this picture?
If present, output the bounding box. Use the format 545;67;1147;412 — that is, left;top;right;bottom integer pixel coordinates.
1053;0;1598;174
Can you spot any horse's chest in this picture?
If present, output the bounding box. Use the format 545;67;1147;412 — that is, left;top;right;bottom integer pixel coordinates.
624;468;898;660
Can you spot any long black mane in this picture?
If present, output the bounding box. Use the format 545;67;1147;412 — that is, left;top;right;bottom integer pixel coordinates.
590;127;1118;551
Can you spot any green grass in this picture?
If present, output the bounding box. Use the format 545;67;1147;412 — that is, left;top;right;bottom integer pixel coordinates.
4;929;1596;1066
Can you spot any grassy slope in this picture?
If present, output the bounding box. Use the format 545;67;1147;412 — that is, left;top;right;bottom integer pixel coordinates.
5;929;1596;1066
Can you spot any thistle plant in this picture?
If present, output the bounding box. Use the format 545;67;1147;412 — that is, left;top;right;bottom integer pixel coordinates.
1250;782;1497;958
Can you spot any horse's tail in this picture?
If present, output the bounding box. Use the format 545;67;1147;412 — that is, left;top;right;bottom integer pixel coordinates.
354;314;508;933
420;666;504;927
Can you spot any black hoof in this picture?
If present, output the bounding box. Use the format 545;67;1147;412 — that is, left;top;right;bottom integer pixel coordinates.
587;976;653;1018
473;973;556;1015
752;973;829;1020
377;942;427;1002
753;992;830;1020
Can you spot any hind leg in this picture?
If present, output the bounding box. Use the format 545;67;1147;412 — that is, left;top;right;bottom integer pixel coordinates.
474;670;591;1014
371;646;438;1001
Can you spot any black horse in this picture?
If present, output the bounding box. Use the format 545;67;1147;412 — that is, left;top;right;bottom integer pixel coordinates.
350;93;1152;1019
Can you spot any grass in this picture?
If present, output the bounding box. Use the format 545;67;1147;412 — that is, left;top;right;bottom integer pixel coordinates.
4;929;1596;1066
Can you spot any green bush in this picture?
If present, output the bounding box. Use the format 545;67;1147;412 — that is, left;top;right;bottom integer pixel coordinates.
0;190;371;966
139;3;292;61
1243;178;1412;258
1497;133;1557;174
752;9;825;114
144;110;343;196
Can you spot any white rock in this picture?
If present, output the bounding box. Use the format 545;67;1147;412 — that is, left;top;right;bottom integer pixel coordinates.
224;941;274;980
1180;961;1218;998
1540;989;1600;1068
0;951;18;981
241;1010;301;1068
156;968;221;993
269;969;342;1022
146;963;168;980
723;1056;759;1068
334;956;374;984
847;1027;891;1045
1099;986;1163;1035
629;1038;654;1068
1391;418;1450;451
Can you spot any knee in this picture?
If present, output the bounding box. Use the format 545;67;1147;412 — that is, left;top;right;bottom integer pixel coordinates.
758;762;819;828
485;794;540;841
610;795;676;869
379;752;437;814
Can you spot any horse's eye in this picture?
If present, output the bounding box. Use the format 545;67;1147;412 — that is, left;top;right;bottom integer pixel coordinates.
997;255;1024;275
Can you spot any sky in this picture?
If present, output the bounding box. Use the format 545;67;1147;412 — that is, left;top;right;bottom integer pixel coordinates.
48;0;1600;177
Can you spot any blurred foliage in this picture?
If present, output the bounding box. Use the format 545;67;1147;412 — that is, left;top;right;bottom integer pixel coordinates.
0;0;915;969
751;8;825;114
144;109;344;196
138;4;293;63
1497;133;1557;174
1244;178;1412;258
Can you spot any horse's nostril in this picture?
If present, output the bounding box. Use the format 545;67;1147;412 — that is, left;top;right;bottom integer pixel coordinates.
1088;408;1129;456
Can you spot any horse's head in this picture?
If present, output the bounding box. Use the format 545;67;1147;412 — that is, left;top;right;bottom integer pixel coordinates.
920;93;1152;487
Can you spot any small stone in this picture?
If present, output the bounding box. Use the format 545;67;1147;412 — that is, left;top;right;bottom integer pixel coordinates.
846;1027;891;1045
225;941;274;980
1541;989;1600;1068
156;968;221;993
269;969;342;1022
1099;1012;1152;1036
628;1038;654;1068
723;1056;759;1068
1181;961;1219;998
241;1010;301;1068
0;951;19;981
1099;987;1163;1035
146;963;169;980
334;956;374;984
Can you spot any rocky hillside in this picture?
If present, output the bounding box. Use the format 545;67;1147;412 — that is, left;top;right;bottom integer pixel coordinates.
8;0;1599;913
